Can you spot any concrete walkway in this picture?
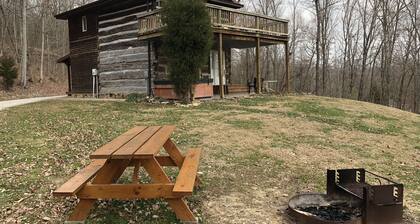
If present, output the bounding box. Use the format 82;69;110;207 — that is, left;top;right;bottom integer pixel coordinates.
0;96;67;111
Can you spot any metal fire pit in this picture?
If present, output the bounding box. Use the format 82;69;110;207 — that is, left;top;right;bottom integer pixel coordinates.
288;169;404;224
288;193;362;224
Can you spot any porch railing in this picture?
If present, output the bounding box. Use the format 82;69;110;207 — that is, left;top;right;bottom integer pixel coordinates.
139;4;288;37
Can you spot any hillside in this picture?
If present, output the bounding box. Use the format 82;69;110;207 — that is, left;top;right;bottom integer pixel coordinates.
0;80;67;101
0;95;419;223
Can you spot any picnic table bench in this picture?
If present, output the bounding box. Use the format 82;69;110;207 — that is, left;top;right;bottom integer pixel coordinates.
54;126;201;223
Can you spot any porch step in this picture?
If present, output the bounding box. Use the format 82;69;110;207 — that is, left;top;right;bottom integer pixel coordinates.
228;84;249;94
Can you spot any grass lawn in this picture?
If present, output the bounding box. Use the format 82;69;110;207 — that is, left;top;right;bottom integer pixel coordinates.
0;95;419;223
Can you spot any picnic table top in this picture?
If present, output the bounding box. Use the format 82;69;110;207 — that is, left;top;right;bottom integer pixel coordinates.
90;125;176;160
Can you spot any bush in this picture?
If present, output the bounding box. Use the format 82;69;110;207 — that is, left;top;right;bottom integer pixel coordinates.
0;56;18;90
162;0;213;103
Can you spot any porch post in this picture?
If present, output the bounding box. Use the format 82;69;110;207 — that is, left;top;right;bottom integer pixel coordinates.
148;41;152;97
285;41;290;93
218;33;225;99
66;62;72;96
256;37;261;94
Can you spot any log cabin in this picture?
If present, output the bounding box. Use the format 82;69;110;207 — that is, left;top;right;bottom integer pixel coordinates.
55;0;289;99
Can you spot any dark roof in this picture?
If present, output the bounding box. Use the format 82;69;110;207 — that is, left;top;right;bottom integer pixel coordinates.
208;0;243;9
55;0;243;20
57;54;70;64
55;0;116;20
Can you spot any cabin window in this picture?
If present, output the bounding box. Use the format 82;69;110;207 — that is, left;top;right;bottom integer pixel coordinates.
82;16;88;32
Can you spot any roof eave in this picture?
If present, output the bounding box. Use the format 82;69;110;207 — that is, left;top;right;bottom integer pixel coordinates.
55;0;111;20
209;0;243;9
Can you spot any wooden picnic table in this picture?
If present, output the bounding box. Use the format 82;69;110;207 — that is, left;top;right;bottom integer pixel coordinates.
54;126;201;223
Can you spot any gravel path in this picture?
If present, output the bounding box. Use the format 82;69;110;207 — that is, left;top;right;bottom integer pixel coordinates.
0;96;67;111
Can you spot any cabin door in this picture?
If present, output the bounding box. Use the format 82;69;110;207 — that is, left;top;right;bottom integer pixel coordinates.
210;50;226;86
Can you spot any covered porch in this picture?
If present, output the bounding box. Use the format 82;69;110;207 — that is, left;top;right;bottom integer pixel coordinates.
139;3;290;99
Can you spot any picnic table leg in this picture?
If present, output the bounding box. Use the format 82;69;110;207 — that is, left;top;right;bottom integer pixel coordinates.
163;139;201;186
141;157;197;223
68;199;96;222
132;162;140;183
67;159;130;222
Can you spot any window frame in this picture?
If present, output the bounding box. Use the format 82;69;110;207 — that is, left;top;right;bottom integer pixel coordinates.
81;16;88;32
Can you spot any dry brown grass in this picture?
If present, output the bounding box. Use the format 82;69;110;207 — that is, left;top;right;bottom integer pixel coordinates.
0;95;419;223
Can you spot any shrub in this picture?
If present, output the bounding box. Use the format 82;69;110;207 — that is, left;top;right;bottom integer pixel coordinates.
162;0;213;103
0;56;18;90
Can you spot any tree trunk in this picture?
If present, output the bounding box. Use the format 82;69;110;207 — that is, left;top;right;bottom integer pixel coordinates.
21;0;27;88
40;1;45;83
314;0;321;95
359;52;368;101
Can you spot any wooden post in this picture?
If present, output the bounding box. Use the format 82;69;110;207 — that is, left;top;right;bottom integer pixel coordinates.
256;37;261;94
218;33;225;99
285;41;290;93
148;41;152;97
66;62;72;96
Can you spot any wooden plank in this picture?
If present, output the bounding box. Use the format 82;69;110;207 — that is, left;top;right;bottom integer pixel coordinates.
67;199;96;222
133;162;140;184
112;126;161;159
256;37;261;94
167;198;197;222
100;86;148;95
163;139;201;185
133;126;176;158
90;126;146;159
141;157;172;183
53;159;107;196
100;79;147;88
218;33;225;99
100;53;148;65
163;139;185;168
77;184;186;200
100;70;148;81
285;41;290;93
173;149;201;193
99;46;148;58
128;156;177;167
141;157;196;222
155;156;177;167
68;159;131;221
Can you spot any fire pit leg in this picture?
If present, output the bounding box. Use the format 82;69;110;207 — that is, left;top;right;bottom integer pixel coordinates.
362;186;369;224
327;170;337;196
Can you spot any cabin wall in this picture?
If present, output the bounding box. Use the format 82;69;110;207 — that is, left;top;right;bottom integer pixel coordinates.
98;3;154;95
68;13;98;93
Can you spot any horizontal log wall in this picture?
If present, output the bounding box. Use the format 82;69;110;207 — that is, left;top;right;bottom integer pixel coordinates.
98;4;153;95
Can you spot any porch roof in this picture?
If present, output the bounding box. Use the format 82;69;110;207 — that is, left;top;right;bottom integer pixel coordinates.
55;0;242;20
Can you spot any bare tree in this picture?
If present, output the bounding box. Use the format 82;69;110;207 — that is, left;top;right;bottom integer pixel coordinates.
341;0;358;98
378;0;403;106
357;0;379;101
40;0;48;83
402;0;420;112
313;0;321;95
21;0;27;88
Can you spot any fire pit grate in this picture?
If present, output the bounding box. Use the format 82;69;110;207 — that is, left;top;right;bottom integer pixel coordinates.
287;169;404;224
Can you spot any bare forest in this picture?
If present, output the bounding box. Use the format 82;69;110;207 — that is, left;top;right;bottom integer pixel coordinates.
1;0;420;114
235;0;420;114
0;0;95;98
